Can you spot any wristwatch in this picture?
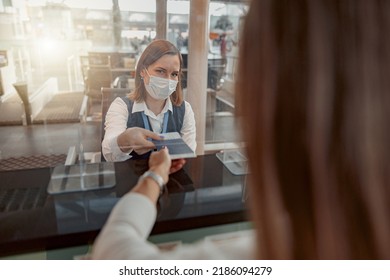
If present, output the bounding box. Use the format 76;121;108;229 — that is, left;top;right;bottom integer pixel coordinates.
138;170;165;195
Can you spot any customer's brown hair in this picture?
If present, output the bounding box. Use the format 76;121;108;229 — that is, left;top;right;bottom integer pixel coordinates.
236;0;390;259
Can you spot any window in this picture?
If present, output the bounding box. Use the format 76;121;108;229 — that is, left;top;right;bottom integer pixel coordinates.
0;0;249;170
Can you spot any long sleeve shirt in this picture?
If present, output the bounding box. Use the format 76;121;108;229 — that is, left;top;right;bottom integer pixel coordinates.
91;192;255;259
102;97;196;162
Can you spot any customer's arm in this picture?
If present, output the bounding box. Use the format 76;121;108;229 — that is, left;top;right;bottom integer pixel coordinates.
92;148;171;259
92;148;255;259
131;147;171;202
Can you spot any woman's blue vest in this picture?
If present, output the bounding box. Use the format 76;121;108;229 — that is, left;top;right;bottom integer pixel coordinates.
121;96;185;159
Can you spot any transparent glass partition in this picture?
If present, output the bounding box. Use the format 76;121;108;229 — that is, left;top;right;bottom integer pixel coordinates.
0;0;249;173
205;1;248;152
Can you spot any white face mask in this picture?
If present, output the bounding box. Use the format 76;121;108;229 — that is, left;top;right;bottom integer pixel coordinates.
144;69;178;100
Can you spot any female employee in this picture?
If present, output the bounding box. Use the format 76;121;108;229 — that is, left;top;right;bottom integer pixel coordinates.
93;0;390;259
102;39;196;164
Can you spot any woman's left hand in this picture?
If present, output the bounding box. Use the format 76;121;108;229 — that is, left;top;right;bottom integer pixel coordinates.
170;159;186;174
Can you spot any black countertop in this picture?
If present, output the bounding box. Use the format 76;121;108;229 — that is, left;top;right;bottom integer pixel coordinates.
0;154;248;257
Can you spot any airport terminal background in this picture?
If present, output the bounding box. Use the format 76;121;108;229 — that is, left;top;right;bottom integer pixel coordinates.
0;0;248;166
0;0;250;259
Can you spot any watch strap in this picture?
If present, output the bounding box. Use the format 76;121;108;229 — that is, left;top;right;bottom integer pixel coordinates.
138;170;165;195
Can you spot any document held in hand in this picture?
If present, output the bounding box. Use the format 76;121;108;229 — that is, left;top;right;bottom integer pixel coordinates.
152;132;196;159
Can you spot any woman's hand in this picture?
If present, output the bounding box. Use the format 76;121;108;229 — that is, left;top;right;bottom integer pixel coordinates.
170;159;186;174
131;148;171;203
117;127;162;155
148;147;171;184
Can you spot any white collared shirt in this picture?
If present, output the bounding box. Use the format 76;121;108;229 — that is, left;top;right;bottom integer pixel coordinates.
132;97;172;134
102;97;196;162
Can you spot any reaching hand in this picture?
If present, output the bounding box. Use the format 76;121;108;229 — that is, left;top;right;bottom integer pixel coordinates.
148;147;171;184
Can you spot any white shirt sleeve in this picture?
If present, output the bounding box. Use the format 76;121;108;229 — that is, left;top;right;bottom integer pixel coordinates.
102;99;197;161
102;97;132;162
181;101;197;152
91;192;255;260
92;193;160;259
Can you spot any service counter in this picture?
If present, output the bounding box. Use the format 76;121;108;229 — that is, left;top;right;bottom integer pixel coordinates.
0;154;248;257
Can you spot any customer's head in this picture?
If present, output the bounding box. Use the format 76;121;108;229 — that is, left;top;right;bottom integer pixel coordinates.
132;39;184;105
236;0;390;259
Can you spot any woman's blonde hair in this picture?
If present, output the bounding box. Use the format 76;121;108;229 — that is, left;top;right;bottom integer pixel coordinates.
129;39;184;106
236;0;390;259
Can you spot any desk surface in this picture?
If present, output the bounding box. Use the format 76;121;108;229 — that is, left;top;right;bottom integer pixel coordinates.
0;154;248;257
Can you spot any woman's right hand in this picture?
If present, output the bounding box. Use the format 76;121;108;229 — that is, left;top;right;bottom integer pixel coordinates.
117;127;162;155
131;148;171;204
